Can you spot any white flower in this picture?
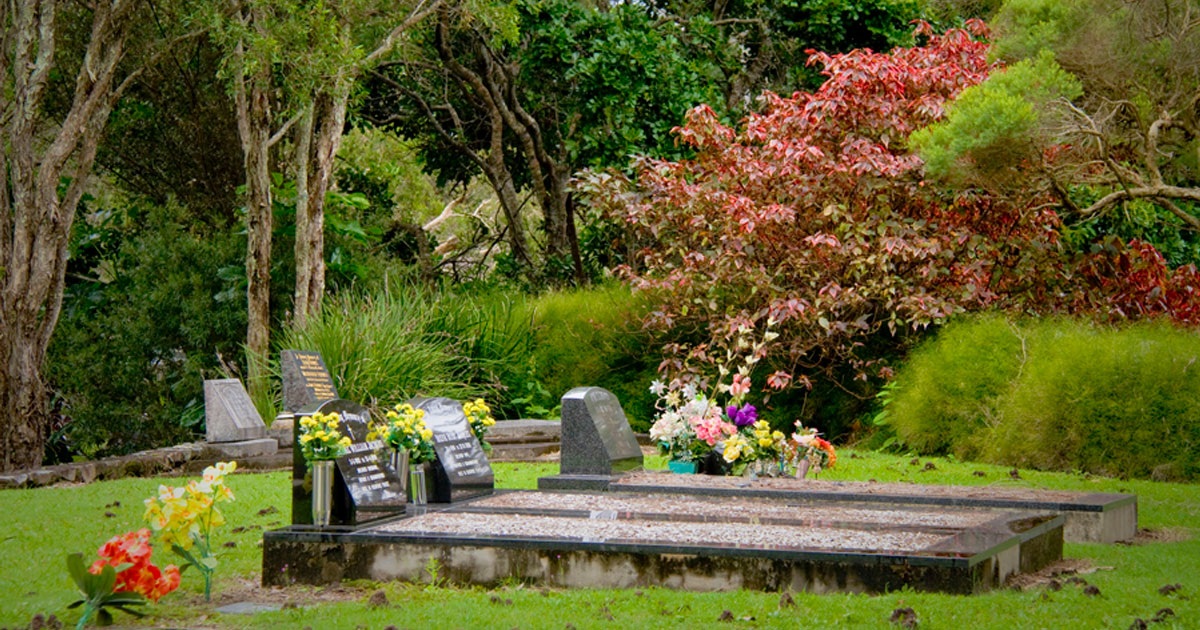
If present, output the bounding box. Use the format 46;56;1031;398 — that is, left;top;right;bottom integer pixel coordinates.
682;383;697;400
649;379;666;396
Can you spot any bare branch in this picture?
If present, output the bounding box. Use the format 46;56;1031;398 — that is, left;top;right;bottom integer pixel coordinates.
364;0;444;66
1080;184;1200;217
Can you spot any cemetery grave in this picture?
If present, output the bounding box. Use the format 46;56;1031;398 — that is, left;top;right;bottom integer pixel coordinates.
260;382;1138;596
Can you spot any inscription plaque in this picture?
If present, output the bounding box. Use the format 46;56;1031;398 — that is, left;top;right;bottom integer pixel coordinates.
281;350;338;413
412;397;494;502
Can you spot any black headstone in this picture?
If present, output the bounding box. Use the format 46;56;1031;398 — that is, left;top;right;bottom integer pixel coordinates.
203;378;267;443
280;350;338;413
412;397;494;502
291;399;405;527
559;387;643;475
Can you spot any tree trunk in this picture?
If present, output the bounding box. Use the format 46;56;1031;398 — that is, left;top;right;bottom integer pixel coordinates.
1;0;135;471
238;69;273;402
293;91;346;328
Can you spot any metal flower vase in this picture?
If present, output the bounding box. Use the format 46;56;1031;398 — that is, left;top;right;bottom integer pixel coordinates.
311;459;335;527
390;448;410;495
409;465;428;505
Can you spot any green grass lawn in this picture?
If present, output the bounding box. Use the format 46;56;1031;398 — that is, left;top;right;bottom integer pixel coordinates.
1;451;1196;629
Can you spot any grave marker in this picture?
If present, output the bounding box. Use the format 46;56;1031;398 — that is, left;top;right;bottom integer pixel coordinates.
412;397;494;502
280;350;338;413
204;379;267;443
291;398;406;527
559;387;642;475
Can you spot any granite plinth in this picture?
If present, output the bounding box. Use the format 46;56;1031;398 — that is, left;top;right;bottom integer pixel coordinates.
201;438;278;459
263;490;1063;594
610;472;1137;544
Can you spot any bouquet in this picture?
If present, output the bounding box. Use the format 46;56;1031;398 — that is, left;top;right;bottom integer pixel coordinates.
374;402;436;464
298;411;352;462
790;423;837;475
463;398;496;453
142;461;236;600
67;529;180;628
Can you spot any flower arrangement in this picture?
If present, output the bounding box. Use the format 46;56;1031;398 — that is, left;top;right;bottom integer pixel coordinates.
463;398;496;452
298;410;352;462
790;424;838;475
649;321;836;478
67;529;180;628
142;461;236;600
373;402;436;463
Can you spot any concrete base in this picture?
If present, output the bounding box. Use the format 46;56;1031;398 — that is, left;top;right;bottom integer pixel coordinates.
609;472;1137;544
263;491;1063;595
202;438;278;459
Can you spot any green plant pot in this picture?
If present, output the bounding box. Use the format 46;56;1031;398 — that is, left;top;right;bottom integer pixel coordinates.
668;460;699;474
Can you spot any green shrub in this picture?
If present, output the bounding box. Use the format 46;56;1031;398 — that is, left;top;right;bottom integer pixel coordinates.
888;315;1200;479
48;203;246;459
986;321;1200;479
886;315;1024;458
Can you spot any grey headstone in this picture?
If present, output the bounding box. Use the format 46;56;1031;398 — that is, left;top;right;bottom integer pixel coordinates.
204;379;267;443
559;387;643;476
412;397;494;502
280;350;338;413
291;399;405;527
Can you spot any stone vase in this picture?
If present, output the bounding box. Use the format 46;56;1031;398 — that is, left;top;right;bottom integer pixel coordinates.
311;459;335;527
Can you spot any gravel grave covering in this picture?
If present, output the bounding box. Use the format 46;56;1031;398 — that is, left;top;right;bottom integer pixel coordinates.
615;471;1113;502
375;511;948;553
470;491;1003;530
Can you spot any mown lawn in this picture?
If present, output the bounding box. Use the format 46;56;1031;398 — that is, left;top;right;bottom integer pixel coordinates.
1;451;1196;629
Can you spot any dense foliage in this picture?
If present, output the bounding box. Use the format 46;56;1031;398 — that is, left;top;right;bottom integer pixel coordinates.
886;316;1200;480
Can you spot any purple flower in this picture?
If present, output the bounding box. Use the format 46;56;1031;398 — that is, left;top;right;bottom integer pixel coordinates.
726;404;757;427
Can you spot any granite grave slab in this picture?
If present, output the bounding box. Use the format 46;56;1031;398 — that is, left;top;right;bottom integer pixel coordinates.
609;471;1137;543
204;378;268;443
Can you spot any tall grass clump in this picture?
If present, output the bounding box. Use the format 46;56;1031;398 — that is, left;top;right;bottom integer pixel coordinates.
521;283;659;428
279;286;486;409
986;320;1200;479
886;315;1200;479
885;315;1024;458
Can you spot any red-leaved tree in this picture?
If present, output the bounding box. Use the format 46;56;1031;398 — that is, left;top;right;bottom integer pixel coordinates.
582;21;1200;399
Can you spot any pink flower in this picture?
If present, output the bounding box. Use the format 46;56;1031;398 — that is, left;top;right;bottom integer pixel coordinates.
730;374;751;398
691;412;736;446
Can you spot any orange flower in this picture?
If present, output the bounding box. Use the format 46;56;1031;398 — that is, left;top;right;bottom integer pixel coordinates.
88;529;180;602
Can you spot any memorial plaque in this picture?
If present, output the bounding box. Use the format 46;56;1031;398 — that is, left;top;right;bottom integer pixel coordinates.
281;350;338;413
412;397;494;503
203;379;267;443
291;398;405;527
559;387;643;476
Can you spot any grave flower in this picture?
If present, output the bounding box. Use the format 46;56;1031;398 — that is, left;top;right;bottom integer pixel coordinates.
373;403;436;464
68;529;180;628
142;461;236;600
463;398;497;453
298;411;352;462
791;424;837;474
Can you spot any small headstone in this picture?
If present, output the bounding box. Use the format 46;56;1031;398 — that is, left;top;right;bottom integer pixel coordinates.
291;399;405;527
280;350;338;413
559;387;643;476
412;397;494;502
204;379;267;443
